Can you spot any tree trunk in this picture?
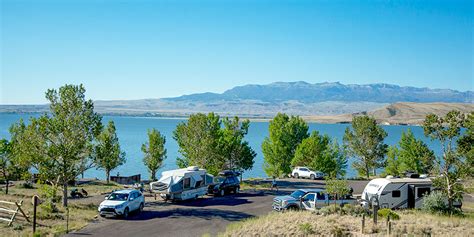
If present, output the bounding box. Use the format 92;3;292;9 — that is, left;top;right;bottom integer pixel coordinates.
62;183;68;207
373;168;377;176
106;170;110;184
5;179;9;195
151;171;156;181
365;163;370;179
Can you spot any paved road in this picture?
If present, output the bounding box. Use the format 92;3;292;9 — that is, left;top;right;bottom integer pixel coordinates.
67;179;369;237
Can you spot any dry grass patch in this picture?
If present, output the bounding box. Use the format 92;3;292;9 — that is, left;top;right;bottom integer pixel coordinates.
0;181;121;236
219;210;474;237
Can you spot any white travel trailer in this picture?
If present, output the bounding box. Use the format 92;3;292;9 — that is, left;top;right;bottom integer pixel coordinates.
360;176;434;209
150;166;214;201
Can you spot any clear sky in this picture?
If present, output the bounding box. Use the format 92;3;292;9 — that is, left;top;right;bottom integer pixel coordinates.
1;0;472;104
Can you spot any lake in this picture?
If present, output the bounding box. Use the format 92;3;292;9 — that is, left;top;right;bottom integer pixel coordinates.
0;113;444;179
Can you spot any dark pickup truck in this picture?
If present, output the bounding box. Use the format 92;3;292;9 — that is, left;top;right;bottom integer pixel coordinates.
272;188;357;211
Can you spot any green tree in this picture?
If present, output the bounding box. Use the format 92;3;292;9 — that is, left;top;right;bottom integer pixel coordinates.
12;84;102;207
457;112;473;176
142;129;167;181
262;113;309;177
173;113;222;175
384;146;400;176
324;140;348;178
219;117;256;175
0;139;27;194
397;129;434;174
423;110;469;212
325;179;351;207
292;132;347;178
343;116;388;179
93;121;126;184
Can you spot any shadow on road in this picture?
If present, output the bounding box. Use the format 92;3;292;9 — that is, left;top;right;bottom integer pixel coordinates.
127;208;255;221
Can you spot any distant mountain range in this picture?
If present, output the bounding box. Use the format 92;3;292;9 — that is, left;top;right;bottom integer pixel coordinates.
167;81;473;103
1;82;472;123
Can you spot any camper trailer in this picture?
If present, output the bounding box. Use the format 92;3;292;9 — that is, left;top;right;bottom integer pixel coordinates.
150;166;214;201
360;176;434;209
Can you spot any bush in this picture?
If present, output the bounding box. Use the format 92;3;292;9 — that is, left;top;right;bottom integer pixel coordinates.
377;208;400;221
422;191;463;215
20;182;34;189
299;223;315;235
318;205;341;215
341;204;366;217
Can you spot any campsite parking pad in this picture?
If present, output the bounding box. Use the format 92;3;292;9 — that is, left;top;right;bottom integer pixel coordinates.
66;179;369;237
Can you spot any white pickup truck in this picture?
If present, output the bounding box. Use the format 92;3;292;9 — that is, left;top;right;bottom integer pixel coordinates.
272;188;357;212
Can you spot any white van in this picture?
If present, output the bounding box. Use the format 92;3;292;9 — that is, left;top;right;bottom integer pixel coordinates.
150;166;214;201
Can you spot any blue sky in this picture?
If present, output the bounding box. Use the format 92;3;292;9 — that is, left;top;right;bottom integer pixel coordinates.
1;0;472;104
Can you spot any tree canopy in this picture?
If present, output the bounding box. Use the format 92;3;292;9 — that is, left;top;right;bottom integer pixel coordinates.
292;131;347;178
423;110;470;212
262;113;309;177
343;115;387;179
173;113;255;176
11;84;102;206
142;128;167;181
93;120;126;183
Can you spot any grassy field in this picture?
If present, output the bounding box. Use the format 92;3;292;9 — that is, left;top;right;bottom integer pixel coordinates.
0;181;121;237
219;206;474;237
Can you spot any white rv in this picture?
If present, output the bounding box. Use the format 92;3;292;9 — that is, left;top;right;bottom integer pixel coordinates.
360;177;433;209
150;166;214;201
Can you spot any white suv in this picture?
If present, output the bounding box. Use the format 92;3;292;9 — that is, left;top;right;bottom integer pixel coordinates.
291;167;325;180
98;189;145;218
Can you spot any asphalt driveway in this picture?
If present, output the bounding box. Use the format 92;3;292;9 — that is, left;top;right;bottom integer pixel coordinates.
66;179;369;237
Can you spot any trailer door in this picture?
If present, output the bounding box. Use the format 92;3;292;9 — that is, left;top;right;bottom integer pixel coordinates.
408;185;415;208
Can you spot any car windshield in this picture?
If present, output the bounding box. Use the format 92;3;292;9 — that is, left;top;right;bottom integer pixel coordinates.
290;190;306;199
107;193;129;201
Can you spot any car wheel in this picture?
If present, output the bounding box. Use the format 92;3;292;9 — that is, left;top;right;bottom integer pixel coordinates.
139;203;144;213
100;214;106;218
294;173;299;179
310;174;315;180
235;187;240;193
194;195;198;200
123;207;129;219
220;189;225;197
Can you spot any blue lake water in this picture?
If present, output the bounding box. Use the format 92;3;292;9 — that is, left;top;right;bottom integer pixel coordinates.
0;113;443;180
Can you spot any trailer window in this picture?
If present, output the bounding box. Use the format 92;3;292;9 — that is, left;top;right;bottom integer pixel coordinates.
417;188;430;198
392;190;401;197
183;178;191;189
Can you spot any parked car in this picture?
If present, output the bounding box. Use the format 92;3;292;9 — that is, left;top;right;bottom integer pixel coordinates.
98;189;145;218
208;170;240;196
272;188;357;212
291;167;325;180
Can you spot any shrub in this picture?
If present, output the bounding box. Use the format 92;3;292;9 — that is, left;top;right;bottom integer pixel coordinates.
341;204;366;217
421;191;464;215
318;205;341;215
299;223;315;235
20;182;34;189
377;208;400;221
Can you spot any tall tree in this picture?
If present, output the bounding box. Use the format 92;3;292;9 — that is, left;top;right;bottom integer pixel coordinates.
292;132;347;178
423;110;470;211
93;121;126;184
12;84;102;207
343;115;388;179
219;117;256;174
457;112;473;176
142;129;167;181
397;129;434;174
173;113;222;175
384;146;401;176
262;113;309;177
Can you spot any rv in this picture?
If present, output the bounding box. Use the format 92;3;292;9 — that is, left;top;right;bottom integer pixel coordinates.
360;176;434;209
150;166;214;201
